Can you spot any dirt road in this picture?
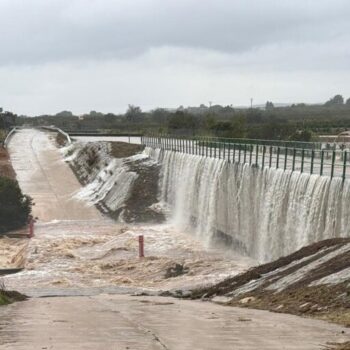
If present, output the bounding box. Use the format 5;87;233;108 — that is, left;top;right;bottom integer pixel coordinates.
2;128;349;349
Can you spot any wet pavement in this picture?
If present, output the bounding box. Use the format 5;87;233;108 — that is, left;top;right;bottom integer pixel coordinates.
0;295;348;349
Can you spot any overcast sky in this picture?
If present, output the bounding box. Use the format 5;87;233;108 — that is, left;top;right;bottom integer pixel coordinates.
0;0;349;116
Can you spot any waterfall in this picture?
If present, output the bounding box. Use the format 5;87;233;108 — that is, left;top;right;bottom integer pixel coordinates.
145;147;350;263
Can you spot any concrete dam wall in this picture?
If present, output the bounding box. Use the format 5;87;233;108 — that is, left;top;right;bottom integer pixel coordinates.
146;148;350;263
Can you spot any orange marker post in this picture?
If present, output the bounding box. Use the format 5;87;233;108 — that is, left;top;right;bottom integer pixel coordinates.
138;235;144;258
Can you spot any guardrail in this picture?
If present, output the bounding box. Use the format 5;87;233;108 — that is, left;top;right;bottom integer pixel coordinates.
40;126;72;144
141;135;350;181
2;127;17;148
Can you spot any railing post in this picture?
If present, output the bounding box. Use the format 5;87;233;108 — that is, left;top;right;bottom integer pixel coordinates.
284;147;288;170
269;146;273;168
255;144;259;166
343;151;347;181
228;142;231;163
262;145;266;168
331;151;336;179
301;149;305;173
276;147;280;168
249;145;253;164
292;148;296;171
310;150;315;174
238;145;241;163
243;144;247;163
233;143;236;163
320;150;324;176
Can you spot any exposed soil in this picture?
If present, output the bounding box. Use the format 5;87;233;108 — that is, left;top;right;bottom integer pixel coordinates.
68;141;164;223
55;132;68;147
110;142;144;158
326;342;350;350
191;238;349;298
0;147;15;179
189;238;350;327
122;160;164;223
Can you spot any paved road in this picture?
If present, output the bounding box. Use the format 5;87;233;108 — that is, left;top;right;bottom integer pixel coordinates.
0;295;348;350
3;129;349;349
8;129;101;221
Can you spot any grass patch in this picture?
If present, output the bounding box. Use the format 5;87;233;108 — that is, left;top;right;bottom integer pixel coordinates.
0;280;27;306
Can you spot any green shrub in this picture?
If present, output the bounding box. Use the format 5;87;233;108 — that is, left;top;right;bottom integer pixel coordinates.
0;176;32;234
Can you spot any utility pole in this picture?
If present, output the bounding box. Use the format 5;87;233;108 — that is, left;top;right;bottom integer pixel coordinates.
250;98;253;109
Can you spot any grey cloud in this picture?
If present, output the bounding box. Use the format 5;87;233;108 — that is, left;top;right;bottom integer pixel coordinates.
0;0;349;65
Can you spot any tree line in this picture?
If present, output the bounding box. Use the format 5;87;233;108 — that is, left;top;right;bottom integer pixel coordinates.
14;94;350;141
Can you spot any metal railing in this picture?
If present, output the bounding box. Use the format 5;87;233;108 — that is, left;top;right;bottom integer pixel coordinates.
40;126;72;144
2;127;17;148
141;135;350;181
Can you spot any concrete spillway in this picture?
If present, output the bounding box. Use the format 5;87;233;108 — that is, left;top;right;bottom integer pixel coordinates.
146;148;350;263
65;138;350;263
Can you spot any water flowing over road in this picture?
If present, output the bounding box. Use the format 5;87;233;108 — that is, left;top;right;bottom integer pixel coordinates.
8;129;102;221
1;128;348;349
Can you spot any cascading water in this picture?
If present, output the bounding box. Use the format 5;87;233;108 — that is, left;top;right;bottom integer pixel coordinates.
145;147;350;263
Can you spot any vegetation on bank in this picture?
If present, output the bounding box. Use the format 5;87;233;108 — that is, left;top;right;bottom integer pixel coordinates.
0;280;27;306
14;94;350;142
0;176;32;234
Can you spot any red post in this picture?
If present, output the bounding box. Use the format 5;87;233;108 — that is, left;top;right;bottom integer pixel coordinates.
138;235;144;258
28;217;34;238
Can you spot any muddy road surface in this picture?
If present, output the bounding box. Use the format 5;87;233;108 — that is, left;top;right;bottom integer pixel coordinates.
1;128;348;349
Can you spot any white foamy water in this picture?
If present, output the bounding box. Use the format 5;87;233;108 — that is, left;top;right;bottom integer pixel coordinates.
146;148;350;263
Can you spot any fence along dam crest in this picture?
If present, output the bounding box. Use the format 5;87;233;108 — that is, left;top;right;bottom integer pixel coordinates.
141;135;350;263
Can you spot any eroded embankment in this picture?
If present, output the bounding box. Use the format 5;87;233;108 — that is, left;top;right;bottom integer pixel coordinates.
63;141;164;223
189;237;350;327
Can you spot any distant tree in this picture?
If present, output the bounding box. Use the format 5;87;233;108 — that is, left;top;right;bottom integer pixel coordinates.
150;108;170;125
210;121;233;137
125;105;143;122
55;111;73;118
325;95;344;106
203;114;216;130
230;115;246;138
246;109;263;124
168;111;197;133
0;111;16;129
265;101;274;110
104;113;117;123
289;129;312;142
346;98;350;106
88;110;104;118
